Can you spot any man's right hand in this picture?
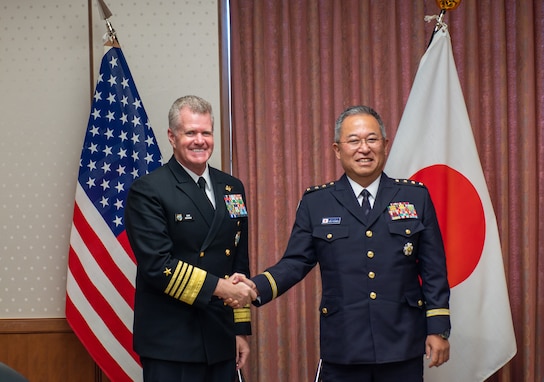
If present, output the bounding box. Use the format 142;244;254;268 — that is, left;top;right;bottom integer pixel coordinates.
214;277;256;308
230;272;257;291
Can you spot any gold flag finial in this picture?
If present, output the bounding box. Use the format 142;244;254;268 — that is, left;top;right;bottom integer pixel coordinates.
435;0;462;11
426;0;461;46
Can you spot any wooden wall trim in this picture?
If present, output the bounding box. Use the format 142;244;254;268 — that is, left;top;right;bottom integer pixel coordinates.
0;318;110;381
0;317;72;334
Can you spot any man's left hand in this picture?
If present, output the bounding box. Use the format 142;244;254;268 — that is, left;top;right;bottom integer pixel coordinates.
425;334;450;367
236;335;250;370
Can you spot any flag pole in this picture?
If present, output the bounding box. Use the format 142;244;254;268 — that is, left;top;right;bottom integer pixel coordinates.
426;0;462;47
426;9;446;48
97;0;121;48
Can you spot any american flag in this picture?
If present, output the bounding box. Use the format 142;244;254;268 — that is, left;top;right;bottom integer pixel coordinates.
66;46;162;382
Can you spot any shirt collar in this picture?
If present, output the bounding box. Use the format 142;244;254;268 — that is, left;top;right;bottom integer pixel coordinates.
177;161;211;187
346;175;381;203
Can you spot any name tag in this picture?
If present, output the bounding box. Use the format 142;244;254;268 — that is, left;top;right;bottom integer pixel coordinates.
175;213;194;222
321;217;341;225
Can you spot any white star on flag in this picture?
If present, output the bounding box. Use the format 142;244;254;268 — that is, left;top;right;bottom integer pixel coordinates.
66;45;163;382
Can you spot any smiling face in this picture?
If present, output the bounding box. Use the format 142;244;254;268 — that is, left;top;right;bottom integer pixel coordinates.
168;106;214;175
333;113;389;187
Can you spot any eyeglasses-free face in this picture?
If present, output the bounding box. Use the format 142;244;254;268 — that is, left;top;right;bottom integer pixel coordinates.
168;107;214;175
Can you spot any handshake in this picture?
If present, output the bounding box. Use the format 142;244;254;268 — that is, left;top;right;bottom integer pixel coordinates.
214;273;258;308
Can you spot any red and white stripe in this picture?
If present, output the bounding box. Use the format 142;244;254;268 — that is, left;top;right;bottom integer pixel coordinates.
66;183;142;381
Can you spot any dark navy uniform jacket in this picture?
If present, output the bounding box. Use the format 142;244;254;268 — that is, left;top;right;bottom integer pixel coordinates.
253;172;450;364
125;156;251;365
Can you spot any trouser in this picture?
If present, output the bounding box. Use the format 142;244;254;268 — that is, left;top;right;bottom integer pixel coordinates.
141;357;236;382
321;356;423;382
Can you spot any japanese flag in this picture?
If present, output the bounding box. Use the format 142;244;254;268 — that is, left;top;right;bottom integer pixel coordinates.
385;28;516;381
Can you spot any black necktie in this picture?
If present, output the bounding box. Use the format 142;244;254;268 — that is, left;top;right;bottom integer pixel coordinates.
197;177;214;209
361;189;371;218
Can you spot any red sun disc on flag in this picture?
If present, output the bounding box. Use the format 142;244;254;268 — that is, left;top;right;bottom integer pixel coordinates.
411;164;485;288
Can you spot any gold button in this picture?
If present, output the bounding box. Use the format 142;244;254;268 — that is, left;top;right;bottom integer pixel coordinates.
321;307;328;314
199;251;205;257
368;272;375;279
225;249;231;256
237;221;241;226
366;230;373;238
367;251;374;259
418;300;423;307
326;233;333;239
405;229;411;235
370;292;377;299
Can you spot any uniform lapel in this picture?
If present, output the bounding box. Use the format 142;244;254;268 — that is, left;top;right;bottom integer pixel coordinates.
200;169;227;250
331;175;368;225
168;157;215;226
332;173;400;226
366;174;399;226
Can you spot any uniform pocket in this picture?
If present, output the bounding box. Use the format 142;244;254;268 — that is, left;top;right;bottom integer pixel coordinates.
312;226;349;242
387;219;425;237
404;288;425;310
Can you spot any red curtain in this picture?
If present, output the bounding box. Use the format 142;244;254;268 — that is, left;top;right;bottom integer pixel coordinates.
222;1;544;381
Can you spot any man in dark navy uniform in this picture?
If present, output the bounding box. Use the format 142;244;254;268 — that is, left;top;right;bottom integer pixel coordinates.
234;105;450;382
125;95;255;382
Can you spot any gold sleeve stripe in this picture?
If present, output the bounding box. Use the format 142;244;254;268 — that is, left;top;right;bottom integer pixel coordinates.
164;261;184;295
180;267;206;304
173;263;193;300
263;271;278;300
426;308;450;317
234;307;251;323
163;260;207;305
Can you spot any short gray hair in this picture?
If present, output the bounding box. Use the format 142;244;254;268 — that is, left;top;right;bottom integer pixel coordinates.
334;105;386;142
168;95;214;132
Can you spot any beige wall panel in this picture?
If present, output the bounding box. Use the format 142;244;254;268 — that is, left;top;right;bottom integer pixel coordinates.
90;0;223;166
0;0;221;318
